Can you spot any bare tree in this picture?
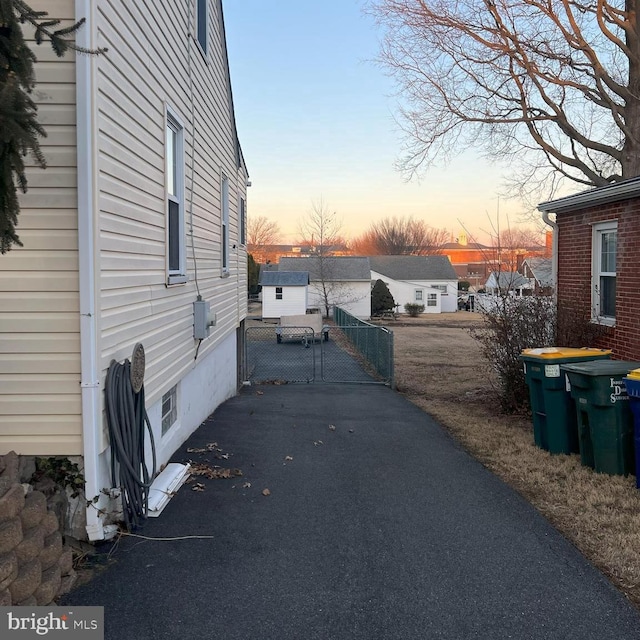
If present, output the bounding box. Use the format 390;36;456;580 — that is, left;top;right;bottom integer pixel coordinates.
297;200;355;317
369;0;640;199
247;215;280;250
297;198;343;257
352;216;448;255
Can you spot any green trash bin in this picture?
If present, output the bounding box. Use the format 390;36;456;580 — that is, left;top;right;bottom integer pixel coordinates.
520;348;611;454
561;360;640;476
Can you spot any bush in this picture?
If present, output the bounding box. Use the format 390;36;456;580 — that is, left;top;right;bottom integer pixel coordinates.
470;293;607;414
404;303;425;317
371;279;395;316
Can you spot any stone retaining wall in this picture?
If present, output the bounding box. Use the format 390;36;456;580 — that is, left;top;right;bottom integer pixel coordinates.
0;452;77;605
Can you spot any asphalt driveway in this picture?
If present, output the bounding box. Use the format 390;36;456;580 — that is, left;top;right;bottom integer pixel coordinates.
61;383;640;639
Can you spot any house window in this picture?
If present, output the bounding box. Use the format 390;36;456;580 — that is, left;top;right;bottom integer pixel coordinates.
431;284;448;295
196;0;208;55
415;289;423;302
593;221;617;323
166;110;186;283
239;197;246;246
221;175;229;273
275;287;283;300
162;385;178;435
427;293;437;307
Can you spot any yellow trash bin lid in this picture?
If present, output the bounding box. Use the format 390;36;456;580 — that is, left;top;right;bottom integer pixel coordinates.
521;347;611;359
626;367;640;381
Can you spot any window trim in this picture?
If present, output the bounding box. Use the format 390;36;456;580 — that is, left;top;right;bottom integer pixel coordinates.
221;174;230;275
426;293;438;307
592;220;617;326
415;289;423;302
196;0;208;57
239;196;246;246
275;286;283;300
166;107;186;285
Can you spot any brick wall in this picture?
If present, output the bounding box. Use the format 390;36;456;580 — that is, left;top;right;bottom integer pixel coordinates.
0;452;77;605
557;198;640;359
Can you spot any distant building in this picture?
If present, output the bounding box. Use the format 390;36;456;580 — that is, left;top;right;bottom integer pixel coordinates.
249;243;352;265
442;232;551;289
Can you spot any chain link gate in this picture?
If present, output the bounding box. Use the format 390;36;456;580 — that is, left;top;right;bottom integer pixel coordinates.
245;325;317;383
245;309;394;387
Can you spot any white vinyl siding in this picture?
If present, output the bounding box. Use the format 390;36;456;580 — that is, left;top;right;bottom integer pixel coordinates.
95;0;247;417
0;0;81;456
261;286;308;319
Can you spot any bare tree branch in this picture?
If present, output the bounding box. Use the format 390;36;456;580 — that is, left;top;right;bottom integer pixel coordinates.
369;0;640;195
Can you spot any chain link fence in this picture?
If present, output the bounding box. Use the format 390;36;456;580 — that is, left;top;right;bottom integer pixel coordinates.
332;307;394;386
245;310;394;387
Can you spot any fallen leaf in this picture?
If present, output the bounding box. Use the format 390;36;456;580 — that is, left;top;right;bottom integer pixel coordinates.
192;483;205;492
256;391;264;396
284;456;293;462
313;440;324;446
187;442;222;454
262;488;271;496
190;463;243;479
243;482;252;489
329;425;336;431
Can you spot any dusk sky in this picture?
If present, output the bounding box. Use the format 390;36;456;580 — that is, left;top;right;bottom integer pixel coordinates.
223;0;540;245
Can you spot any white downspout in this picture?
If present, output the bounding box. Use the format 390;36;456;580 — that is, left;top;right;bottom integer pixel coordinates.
541;210;558;301
76;0;106;541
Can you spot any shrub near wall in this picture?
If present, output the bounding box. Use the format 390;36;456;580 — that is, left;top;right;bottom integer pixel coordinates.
0;452;76;605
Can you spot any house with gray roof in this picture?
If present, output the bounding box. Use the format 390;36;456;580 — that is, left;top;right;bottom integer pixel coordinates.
278;257;371;318
484;271;532;296
520;257;553;294
369;255;459;313
259;271;310;319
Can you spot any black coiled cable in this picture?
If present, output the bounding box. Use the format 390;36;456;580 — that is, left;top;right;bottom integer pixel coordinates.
105;359;157;530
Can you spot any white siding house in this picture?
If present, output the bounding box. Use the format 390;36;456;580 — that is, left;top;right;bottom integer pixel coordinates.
0;0;248;541
278;257;372;319
369;256;459;313
259;271;309;319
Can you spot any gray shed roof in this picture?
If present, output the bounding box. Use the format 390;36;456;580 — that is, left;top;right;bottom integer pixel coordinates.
278;256;371;281
369;255;457;281
259;271;309;286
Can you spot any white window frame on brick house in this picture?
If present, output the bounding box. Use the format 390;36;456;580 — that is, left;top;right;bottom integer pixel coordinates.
166;108;187;284
592;220;617;326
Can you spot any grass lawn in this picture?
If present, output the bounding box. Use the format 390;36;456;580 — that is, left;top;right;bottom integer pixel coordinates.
391;312;640;610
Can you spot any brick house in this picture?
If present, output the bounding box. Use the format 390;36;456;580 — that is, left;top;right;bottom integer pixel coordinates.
538;177;640;359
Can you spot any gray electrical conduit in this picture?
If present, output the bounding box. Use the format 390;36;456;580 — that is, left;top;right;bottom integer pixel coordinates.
105;359;157;530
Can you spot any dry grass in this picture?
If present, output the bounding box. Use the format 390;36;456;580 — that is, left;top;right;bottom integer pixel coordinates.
393;312;640;609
